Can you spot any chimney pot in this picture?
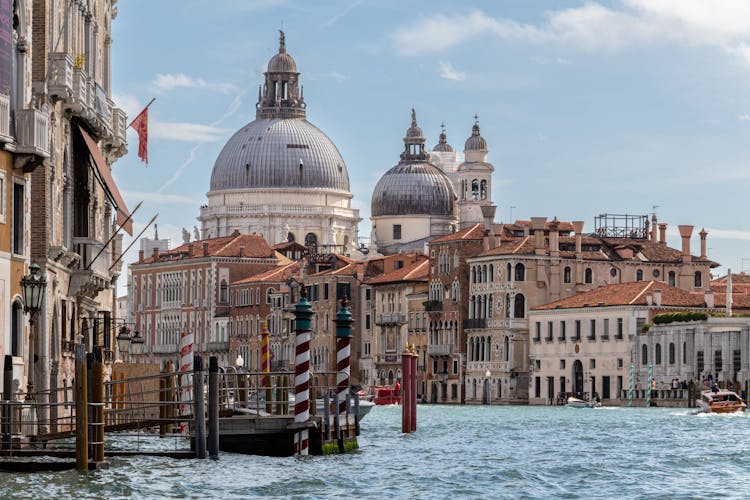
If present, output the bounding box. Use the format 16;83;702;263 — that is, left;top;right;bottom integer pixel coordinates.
658;223;667;244
653;289;662;307
678;225;694;262
139;250;144;263
646;292;653;306
705;290;715;308
699;228;708;259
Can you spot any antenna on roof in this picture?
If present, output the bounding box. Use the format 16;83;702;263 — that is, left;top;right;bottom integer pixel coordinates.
651;205;659;217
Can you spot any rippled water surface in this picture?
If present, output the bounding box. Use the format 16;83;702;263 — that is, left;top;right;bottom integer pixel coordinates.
2;404;750;498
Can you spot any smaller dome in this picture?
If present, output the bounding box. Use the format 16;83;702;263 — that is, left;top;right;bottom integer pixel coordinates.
371;163;455;217
405;108;424;140
268;52;297;73
433;125;453;152
465;122;487;151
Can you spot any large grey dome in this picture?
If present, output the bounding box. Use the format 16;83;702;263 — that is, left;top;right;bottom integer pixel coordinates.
371;163;455;217
209;118;350;192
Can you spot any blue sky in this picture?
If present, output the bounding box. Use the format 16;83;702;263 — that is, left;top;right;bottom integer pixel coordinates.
111;0;750;292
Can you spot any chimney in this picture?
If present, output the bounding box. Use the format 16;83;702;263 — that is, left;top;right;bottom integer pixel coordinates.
704;289;715;308
232;229;241;237
678;225;694;262
139;250;144;263
549;217;560;257
202;242;209;257
699;228;708;259
481;205;496;233
646;292;653;306
572;221;584;258
653;289;662;307
239;246;245;257
658;223;667;245
530;217;547;256
651;214;658;242
153;247;160;260
481;205;497;251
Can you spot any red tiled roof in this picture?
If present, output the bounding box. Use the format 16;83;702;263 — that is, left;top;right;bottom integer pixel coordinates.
713;273;750;285
364;260;430;285
140;232;274;264
534;280;707;310
431;224;486;243
231;262;300;285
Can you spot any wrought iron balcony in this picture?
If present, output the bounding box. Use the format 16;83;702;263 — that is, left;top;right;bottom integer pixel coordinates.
427;344;453;356
375;313;406;325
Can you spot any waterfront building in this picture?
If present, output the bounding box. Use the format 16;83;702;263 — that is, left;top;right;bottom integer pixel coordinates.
11;0;129;420
229;262;300;372
528;281;716;405
465;214;719;404
370;110;458;255
128;231;280;368
363;256;429;390
425;222;489;403
199;33;360;252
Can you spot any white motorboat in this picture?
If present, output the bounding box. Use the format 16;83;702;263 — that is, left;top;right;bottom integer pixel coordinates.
566;396;601;409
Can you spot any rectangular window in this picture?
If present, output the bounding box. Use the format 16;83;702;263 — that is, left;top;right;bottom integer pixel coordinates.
560;376;566;394
616;318;623;339
451;384;458;400
636;317;646;333
546;321;553;341
365;314;371;330
559;321;566;341
336;282;351;301
393;224;402;240
534;322;541;342
590;359;596;369
365;288;371;301
559;359;566;369
0;171;5;223
323;283;329;300
697;350;704;373
453;360;458;374
715;350;723;373
617;358;623;369
575;320;581;341
588;319;596;341
364;342;371;356
534;376;541;398
603;318;609;339
12;181;24;254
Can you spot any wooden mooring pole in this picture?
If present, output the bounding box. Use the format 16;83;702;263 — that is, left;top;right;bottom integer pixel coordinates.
3;355;12;449
193;355;207;459
91;346;105;465
207;356;219;458
75;344;88;471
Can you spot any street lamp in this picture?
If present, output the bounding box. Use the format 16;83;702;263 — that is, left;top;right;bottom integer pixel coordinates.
115;326;145;357
236;354;244;370
21;263;46;401
484;369;492;405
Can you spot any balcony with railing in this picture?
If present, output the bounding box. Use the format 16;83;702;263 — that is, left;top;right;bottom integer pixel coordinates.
424;300;443;313
15;106;50;159
427;343;453;356
375;312;406;325
0;93;11;143
112;107;127;146
48;53;75;100
463;318;487;330
69;238;113;298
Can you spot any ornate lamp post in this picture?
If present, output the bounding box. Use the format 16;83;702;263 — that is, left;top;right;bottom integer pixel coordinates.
115;326;145;360
21;263;46;401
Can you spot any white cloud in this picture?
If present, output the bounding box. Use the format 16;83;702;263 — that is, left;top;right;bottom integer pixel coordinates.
438;61;465;81
391;2;750;68
739;113;750;121
152;73;238;94
704;227;750;241
150;122;230;142
112;92;142;119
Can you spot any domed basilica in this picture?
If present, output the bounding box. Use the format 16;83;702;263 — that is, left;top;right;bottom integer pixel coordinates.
199;32;361;251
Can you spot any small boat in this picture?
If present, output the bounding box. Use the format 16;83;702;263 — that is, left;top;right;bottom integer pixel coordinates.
373;386;401;405
696;390;747;414
566;396;601;409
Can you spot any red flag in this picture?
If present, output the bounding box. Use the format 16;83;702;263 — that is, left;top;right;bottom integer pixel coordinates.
128;98;155;165
130;108;149;164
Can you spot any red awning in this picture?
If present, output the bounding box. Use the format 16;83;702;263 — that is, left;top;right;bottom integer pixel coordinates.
77;126;133;235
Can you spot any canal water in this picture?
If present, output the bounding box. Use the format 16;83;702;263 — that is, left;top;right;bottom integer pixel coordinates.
1;404;749;498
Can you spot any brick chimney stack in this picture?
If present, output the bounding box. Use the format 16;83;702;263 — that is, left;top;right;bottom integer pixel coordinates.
653;289;662;307
699;228;708;259
658;223;667;244
549;217;560;257
651;214;658;242
531;217;547;256
678;225;694;262
572;221;584;258
202;242;209;257
153;247;159;260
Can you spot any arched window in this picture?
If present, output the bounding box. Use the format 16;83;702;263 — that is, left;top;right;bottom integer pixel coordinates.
504;294;511;318
513;294;525;318
668;271;676;287
639;344;647;365
219;280;228;303
480;179;487;199
489;264;494;282
471;179;479;199
669;343;675;365
503;336;509;362
287;232;295;242
506;263;512;281
11;300;23;357
655;344;662;365
694;271;702;288
515;263;525;282
482;265;487;283
584;268;593;284
563;266;571;284
305;232;318;248
636;269;643;281
471;267;476;284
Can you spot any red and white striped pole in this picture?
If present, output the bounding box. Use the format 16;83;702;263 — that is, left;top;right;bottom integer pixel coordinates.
293;284;313;455
260;322;272;413
335;295;354;416
179;330;194;434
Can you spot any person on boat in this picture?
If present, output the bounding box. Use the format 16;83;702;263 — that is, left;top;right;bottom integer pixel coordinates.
711;383;720;393
395;381;401;394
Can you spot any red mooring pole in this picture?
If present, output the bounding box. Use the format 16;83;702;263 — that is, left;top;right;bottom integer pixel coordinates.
401;347;412;433
410;350;418;432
